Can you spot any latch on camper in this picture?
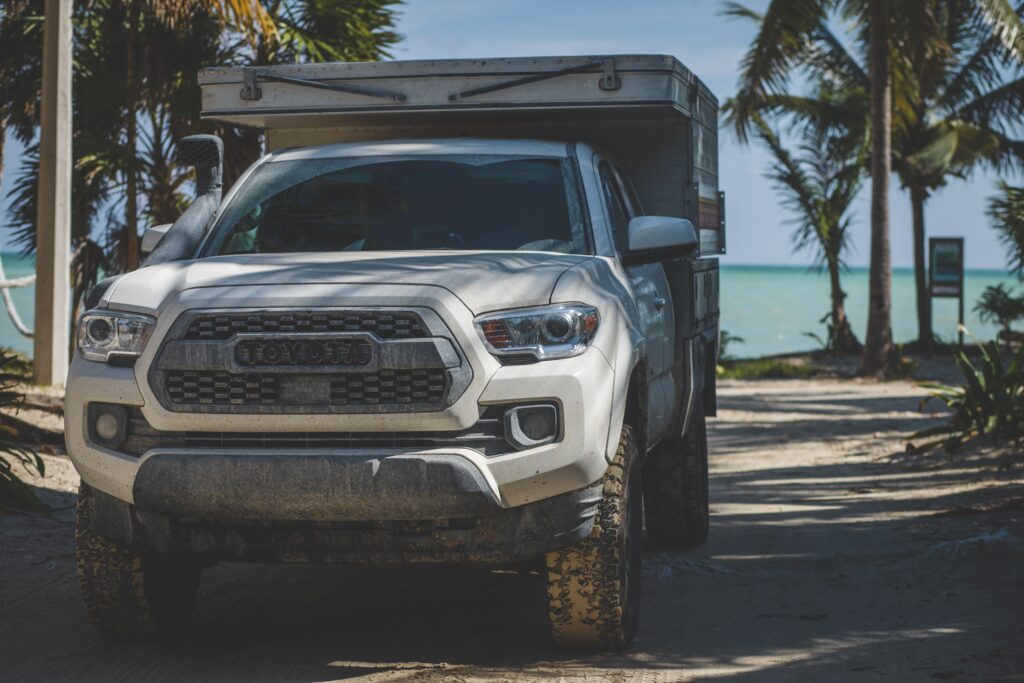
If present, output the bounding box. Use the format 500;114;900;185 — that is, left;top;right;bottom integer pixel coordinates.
241;68;262;101
599;58;621;91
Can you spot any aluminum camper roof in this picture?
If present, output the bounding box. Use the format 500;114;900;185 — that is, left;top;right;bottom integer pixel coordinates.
198;55;717;130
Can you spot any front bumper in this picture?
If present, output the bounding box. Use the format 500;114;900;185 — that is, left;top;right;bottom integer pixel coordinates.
87;456;603;563
133;451;502;522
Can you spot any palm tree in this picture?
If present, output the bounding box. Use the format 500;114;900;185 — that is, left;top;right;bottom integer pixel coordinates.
2;0;402;320
988;182;1024;277
735;88;866;352
0;0;45;222
727;0;1024;375
727;0;902;375
893;2;1024;349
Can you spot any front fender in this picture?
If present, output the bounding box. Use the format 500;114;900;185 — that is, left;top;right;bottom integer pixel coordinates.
550;256;645;462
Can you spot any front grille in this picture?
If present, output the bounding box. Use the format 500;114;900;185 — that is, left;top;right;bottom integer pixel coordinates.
149;308;471;414
330;370;448;406
119;407;512;457
183;311;427;340
166;371;279;405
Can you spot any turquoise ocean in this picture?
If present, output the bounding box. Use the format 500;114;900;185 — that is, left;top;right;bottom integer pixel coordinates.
0;253;1018;359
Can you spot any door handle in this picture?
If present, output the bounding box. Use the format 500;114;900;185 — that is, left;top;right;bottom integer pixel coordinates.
653;296;667;311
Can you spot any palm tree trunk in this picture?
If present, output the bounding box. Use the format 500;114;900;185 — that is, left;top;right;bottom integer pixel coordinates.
0;119;5;201
827;256;859;352
123;3;140;271
910;185;932;350
860;0;895;376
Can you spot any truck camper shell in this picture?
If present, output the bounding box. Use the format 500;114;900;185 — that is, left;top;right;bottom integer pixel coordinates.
199;54;725;254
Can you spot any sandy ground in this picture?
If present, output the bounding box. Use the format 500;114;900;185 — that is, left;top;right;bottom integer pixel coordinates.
1;378;1022;682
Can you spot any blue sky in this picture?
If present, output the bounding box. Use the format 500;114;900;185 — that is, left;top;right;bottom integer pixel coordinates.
1;0;1018;269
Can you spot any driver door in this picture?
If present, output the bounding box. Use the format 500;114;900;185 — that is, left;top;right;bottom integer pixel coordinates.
596;160;675;444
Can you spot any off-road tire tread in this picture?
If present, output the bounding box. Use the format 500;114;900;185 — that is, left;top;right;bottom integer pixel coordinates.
644;399;709;548
545;425;640;649
75;484;198;639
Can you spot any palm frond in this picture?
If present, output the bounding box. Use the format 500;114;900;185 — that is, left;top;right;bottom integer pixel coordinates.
953;73;1024;127
939;1;1024;110
987;181;1024;276
728;0;836;140
973;0;1024;59
806;22;868;89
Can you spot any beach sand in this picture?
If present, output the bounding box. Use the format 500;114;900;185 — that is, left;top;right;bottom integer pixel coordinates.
1;376;1021;681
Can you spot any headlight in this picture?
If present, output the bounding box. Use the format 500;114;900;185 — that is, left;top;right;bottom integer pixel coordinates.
77;310;156;363
475;304;599;361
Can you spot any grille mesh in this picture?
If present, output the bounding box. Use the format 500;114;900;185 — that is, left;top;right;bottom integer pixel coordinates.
166;371;278;405
183;311;427;341
330;370;448;406
152;309;465;413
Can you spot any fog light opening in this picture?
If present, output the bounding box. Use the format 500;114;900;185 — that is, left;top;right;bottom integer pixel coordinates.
504;404;558;451
89;404;128;450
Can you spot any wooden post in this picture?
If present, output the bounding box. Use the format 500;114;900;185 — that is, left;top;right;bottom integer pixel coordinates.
33;0;72;386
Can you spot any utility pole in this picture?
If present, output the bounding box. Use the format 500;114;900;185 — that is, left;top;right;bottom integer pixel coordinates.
33;0;72;386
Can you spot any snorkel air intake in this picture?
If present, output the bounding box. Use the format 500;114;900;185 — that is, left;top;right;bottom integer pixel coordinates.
143;134;224;266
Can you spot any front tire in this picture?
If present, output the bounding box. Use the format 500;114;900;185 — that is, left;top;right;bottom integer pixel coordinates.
545;425;642;650
643;396;710;548
75;484;201;639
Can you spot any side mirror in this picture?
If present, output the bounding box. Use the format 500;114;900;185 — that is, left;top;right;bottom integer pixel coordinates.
622;216;698;266
141;224;172;256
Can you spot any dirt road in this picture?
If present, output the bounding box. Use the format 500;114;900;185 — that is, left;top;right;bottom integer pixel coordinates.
2;379;1022;682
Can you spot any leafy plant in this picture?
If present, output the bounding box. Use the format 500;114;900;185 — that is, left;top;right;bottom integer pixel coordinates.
718;358;820;380
916;332;1024;449
719;329;746;363
974;283;1024;343
0;352;46;513
802;311;863;353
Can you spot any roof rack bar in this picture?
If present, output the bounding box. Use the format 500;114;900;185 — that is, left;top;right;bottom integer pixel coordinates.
243;69;408;103
449;60;605;102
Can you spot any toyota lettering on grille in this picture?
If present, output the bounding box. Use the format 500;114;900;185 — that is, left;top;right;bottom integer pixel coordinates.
234;338;373;367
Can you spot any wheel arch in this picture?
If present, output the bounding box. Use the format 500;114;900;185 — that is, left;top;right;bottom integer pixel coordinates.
623;360;649;459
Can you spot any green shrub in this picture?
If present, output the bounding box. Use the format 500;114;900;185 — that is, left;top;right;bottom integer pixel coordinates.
717;358;819;379
916;335;1024;449
0;352;46;513
719;329;745;362
974;284;1024;343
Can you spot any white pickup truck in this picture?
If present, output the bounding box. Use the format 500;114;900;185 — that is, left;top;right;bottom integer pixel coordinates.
67;55;724;649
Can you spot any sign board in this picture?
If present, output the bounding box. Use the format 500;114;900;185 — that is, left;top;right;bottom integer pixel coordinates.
929;238;964;298
928;237;965;344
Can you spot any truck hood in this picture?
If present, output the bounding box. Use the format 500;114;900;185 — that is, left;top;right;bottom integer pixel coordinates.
103;251;592;315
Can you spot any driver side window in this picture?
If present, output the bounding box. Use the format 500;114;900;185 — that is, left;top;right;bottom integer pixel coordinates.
599;161;631;254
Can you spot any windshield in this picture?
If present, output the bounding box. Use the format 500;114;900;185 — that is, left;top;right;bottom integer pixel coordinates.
200;154;589;256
